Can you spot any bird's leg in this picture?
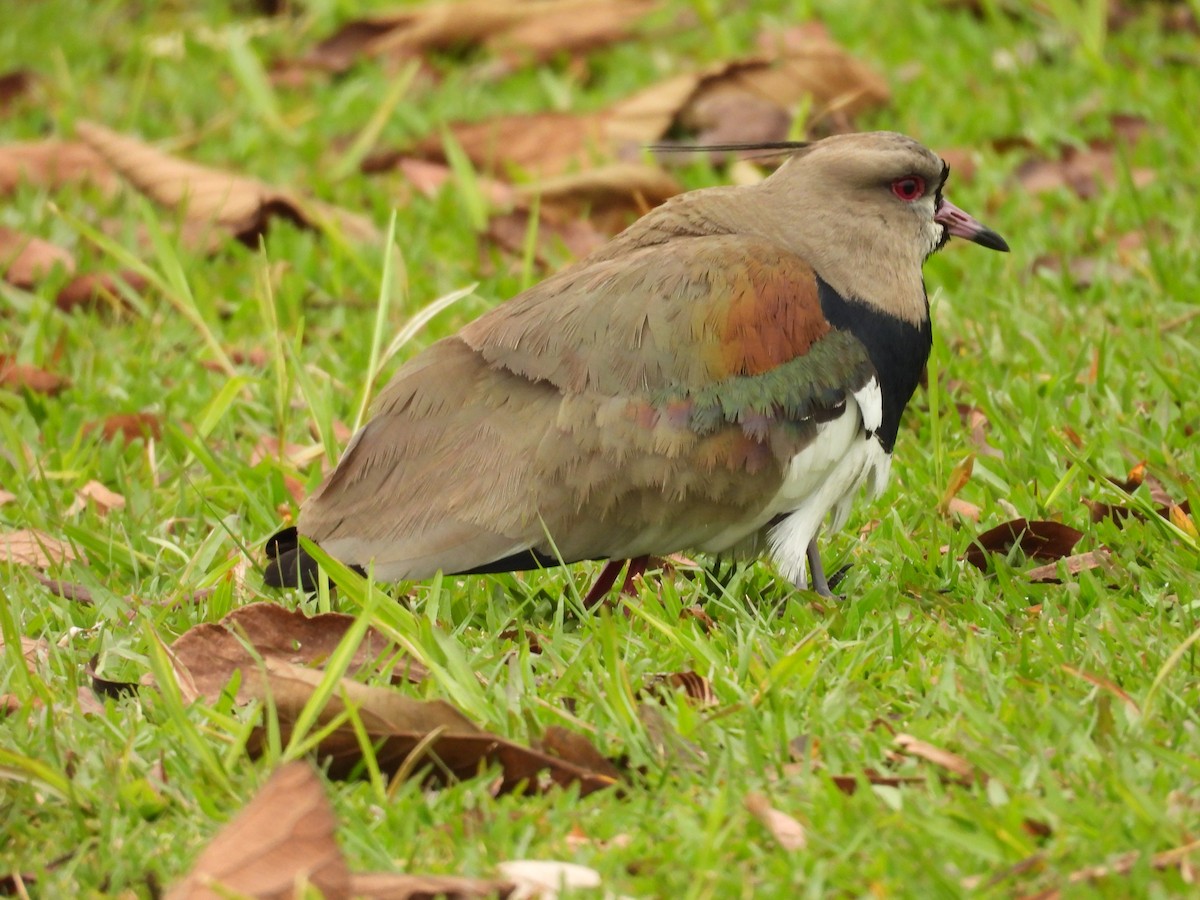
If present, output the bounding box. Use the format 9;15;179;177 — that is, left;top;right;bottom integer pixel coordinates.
619;555;650;595
583;559;627;608
806;539;834;598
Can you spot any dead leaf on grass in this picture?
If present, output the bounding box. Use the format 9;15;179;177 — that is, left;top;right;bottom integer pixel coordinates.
1014;116;1155;200
937;455;974;517
307;0;653;72
1026;548;1113;584
409;36;887;177
1084;461;1191;525
165;762;353;899
75;121;378;245
0;529;81;568
56;270;149;313
66;480;127;516
744;792;807;851
643;671;718;707
497;859;601;899
84;412;163;445
0;488;14;506
0;226;76;287
0;139;117;196
350;871;517;898
893;733;978;783
515;162;682;230
964;518;1084;571
0;355;68;395
33;574;95;605
1;634;49;674
166;604;614;795
0;69;35;114
1060;663;1140;716
538;726;624;783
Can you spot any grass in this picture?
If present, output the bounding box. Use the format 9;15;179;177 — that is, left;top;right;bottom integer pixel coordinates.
2;0;1200;896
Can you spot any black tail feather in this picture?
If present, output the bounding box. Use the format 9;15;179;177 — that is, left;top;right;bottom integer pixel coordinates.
263;526;354;592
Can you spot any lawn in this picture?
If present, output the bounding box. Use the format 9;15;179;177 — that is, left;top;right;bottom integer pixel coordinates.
2;0;1199;896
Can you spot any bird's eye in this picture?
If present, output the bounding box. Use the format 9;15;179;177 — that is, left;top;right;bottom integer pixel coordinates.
891;176;925;202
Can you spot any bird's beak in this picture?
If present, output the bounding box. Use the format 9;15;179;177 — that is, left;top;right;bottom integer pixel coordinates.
935;198;1009;252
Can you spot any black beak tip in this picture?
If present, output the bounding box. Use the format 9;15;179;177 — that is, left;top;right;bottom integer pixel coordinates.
974;228;1010;253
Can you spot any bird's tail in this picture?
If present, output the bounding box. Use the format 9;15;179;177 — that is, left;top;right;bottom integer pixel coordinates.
262;526;323;592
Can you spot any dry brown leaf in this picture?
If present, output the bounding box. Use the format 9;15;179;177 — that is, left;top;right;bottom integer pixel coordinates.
964;519;1084;571
0;634;49;675
0;529;81;568
938;455;974;516
413;37;886;177
308;0;651;72
1026;548;1113;584
497;860;601;898
349;871;516;899
75;121;378;244
1060;663;1140;716
33;574;95;605
175;602;428;690
0;226;76;287
0;488;15;506
538;726;623;783
0;355;67;395
165;762;352;900
0;70;35;115
517;162;683;228
1015;118;1155;200
0;139;117;196
84;412;164;445
893;733;977;782
744;792;807;851
644;670;718;707
827;770;929;795
486;0;654;62
167;604;613;796
66;480;127;517
56;270;148;313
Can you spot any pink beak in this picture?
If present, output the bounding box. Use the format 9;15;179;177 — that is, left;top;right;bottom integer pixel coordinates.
935;198;1009;252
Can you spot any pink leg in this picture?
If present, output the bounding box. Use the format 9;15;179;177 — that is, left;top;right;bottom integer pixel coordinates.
583;559;627;608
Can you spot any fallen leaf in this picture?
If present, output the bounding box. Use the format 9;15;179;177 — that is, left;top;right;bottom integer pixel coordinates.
643;670;718;707
349;871;516;898
0;226;76;287
937;455;974;516
0;488;14;506
964;519;1084;571
0;355;68;394
410;37;888;177
33;575;94;605
84;412;163;445
0;70;34;114
0;634;49;674
1014;117;1155;200
516;163;683;230
306;0;652;72
826;771;931;795
0;139;117;195
538;726;623;783
1060;664;1140;716
167;605;613;795
87;654;140;701
0;529;81;568
1083;462;1190;524
55;270;148;313
497;860;601;899
75;121;378;245
165;762;352;899
174;602;428;688
66;480;127;516
744;792;807;851
1026;548;1113;583
893;733;978;783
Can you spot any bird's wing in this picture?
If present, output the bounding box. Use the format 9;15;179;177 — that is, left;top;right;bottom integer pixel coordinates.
298;234;876;578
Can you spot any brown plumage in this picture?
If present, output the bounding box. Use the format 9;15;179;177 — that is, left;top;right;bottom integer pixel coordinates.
264;131;1008;597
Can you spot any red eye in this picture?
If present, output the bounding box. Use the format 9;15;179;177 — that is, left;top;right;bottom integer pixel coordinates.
891;176;925;201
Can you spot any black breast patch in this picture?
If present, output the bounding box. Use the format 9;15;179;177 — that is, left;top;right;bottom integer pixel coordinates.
816;278;932;453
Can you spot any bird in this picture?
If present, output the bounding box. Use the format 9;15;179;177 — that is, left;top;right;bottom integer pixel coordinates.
264;131;1008;601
